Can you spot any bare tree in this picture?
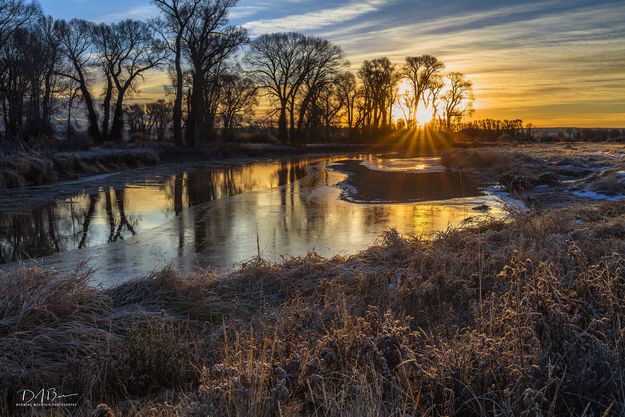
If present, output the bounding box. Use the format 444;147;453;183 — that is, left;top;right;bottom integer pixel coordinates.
57;79;81;140
245;32;304;144
442;72;474;129
317;82;342;140
183;0;246;147
0;0;38;51
103;20;166;140
54;19;101;141
425;74;444;126
152;0;203;146
245;32;344;144
0;12;66;141
219;71;257;141
403;55;444;127
397;92;415;128
293;36;345;141
334;71;358;130
358;57;399;129
124;104;150;136
148;100;173;141
91;22;116;139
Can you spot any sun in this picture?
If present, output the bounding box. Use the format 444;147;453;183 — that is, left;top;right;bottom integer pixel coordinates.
416;105;433;126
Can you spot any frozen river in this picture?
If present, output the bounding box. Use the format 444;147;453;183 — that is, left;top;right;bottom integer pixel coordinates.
0;154;519;286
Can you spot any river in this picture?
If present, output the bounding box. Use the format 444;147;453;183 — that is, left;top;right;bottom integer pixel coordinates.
0;154;520;286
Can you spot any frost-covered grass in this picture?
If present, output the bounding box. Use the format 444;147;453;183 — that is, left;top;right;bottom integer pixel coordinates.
3;201;625;416
0;149;159;190
441;144;625;200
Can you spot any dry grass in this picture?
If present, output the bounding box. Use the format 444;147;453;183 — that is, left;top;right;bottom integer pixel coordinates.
0;149;159;190
3;202;625;416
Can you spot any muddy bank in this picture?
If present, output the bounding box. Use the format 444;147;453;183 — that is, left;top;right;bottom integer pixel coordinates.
331;159;482;203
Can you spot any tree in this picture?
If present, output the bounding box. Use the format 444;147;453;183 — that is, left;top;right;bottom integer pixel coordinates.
317;82;342;140
219;71;257;141
147;100;173;141
403;55;444;127
183;0;247;147
54;19;101;141
96;20;166;140
334;71;358;130
91;22;116;139
0;12;65;141
152;0;203;146
358;57;399;129
245;32;344;144
397;92;415;128
442;72;474;129
424;74;444;126
125;103;149;135
0;0;38;51
292;36;345;141
245;32;305;144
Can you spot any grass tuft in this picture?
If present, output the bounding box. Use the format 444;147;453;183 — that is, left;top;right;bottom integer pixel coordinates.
3;202;625;415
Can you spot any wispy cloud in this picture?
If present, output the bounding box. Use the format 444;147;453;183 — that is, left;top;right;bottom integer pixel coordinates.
244;0;390;34
39;0;625;127
97;5;160;23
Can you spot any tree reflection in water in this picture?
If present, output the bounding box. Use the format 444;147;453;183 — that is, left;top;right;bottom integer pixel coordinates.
0;157;333;264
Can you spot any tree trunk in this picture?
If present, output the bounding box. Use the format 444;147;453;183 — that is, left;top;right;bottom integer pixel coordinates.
172;35;184;146
278;103;288;144
110;89;126;141
77;73;101;142
101;74;113;139
186;72;205;148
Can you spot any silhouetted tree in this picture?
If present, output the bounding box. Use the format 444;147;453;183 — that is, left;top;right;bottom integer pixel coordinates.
245;32;344;144
358;57;400;129
183;0;246;147
55;19;102;141
148;100;173;141
94;20;165;141
219;71;257;141
403;55;444;127
442;72;474;129
316;81;342;140
152;0;203;146
0;9;67;141
292;36;345;142
425;74;444;126
0;0;38;51
334;71;358;130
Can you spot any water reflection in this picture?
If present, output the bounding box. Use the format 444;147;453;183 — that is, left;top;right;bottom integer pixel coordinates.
0;157;336;263
0;155;517;286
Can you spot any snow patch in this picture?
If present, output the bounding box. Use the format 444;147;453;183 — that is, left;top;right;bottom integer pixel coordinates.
570;190;625;201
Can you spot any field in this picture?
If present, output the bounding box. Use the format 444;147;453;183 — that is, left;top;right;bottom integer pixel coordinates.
3;144;625;416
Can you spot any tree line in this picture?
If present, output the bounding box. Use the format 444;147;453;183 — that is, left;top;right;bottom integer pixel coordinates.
0;0;476;147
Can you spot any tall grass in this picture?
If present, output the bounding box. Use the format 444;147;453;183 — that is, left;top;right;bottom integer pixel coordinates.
2;202;625;416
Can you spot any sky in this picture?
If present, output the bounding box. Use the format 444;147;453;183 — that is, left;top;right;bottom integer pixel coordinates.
37;0;625;127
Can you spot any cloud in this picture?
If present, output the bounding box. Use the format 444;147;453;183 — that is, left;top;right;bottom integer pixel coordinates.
97;5;160;23
244;0;389;34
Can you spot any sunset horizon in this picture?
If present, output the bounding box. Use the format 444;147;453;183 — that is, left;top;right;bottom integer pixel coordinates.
36;0;625;128
3;1;625;416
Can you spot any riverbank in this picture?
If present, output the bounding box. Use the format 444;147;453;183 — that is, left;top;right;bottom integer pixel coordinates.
2;200;625;416
0;143;391;191
0;148;160;190
441;143;625;208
